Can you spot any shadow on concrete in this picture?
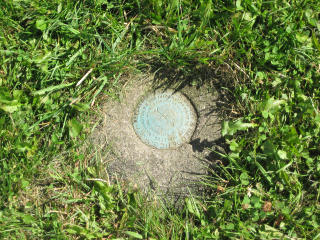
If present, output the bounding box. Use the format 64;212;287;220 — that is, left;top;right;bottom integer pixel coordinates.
190;137;228;165
138;57;242;121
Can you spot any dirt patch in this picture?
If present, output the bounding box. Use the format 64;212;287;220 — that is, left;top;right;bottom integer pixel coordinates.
91;74;222;202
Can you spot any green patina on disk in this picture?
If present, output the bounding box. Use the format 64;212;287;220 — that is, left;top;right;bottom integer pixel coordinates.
133;89;197;149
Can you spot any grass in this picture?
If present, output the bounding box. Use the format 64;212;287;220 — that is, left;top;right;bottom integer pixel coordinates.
0;0;320;239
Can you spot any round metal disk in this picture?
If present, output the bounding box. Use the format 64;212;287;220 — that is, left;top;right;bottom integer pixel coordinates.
133;89;197;149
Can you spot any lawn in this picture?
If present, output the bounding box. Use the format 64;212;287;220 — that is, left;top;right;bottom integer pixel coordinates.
0;0;320;239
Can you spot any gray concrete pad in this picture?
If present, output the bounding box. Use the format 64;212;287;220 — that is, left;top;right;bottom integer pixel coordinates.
91;74;221;202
